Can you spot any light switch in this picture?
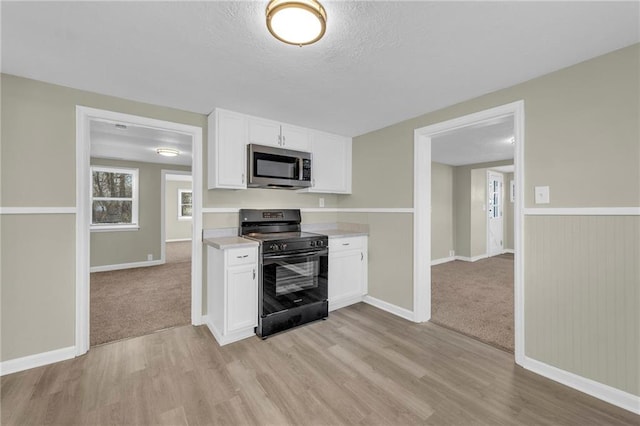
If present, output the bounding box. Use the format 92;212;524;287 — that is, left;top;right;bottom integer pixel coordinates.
319;197;325;208
534;186;550;204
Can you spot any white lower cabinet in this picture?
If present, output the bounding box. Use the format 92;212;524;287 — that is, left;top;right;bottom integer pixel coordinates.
206;245;258;345
328;236;368;311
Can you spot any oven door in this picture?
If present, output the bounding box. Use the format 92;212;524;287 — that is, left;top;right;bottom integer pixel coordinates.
261;248;328;315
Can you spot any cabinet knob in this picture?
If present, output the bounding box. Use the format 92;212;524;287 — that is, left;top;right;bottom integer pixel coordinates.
242;173;245;184
253;269;256;280
361;252;364;261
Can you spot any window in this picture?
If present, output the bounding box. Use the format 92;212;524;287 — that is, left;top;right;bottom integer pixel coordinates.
91;166;139;230
178;189;192;219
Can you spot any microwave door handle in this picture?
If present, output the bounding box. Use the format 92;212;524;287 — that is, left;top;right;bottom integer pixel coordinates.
298;157;304;181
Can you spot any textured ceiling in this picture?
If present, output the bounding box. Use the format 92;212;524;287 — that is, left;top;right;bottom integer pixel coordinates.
91;120;193;166
432;116;514;166
2;1;639;137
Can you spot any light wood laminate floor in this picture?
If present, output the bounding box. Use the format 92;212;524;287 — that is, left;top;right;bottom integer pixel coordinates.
2;303;638;425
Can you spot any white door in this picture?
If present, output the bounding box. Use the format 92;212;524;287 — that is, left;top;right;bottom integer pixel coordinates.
226;264;257;333
487;171;504;257
213;109;248;189
309;130;351;193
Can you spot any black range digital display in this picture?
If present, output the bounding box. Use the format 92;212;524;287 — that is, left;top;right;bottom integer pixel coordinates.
262;211;284;219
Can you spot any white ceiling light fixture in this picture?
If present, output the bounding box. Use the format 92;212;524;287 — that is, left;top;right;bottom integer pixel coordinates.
266;0;327;46
156;147;180;157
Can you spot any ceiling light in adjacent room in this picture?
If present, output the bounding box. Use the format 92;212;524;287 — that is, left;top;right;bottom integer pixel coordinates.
266;0;327;46
156;148;180;157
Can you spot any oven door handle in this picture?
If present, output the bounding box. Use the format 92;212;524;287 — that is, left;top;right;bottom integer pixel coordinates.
263;250;327;260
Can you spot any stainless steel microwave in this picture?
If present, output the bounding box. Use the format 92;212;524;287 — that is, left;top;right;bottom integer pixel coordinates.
247;144;312;189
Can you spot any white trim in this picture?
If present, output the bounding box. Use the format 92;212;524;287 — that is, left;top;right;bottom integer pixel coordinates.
454;254;488;262
202;207;415;214
363;295;415;322
431;256;455;266
203;315;255;346
90;225;140;232
76;106;204;357
0;346;76;376
503;249;515;254
413;100;526;366
303;207;414;213
89;259;164;273
166;238;193;243
524;207;640;216
0;207;76;215
521;356;640;415
329;295;364;312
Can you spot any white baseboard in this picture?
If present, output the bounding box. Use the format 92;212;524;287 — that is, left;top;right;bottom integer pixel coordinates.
521;356;640;415
90;259;164;273
166;238;192;243
455;254;488;262
363;295;415;322
431;256;455;266
503;249;515;254
0;346;76;376
203;316;255;346
329;295;364;312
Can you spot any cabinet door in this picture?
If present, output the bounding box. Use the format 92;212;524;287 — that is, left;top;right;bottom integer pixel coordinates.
309;130;352;194
226;263;258;333
248;117;281;147
281;124;310;151
209;109;247;189
329;249;365;304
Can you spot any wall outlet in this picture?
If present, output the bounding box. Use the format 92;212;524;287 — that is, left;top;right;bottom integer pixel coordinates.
449;250;455;257
147;254;153;261
319;197;325;208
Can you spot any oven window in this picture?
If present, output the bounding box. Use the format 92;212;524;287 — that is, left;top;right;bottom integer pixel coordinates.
264;257;319;296
255;153;298;179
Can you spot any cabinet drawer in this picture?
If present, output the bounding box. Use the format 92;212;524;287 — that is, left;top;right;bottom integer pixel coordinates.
227;247;257;266
329;236;364;252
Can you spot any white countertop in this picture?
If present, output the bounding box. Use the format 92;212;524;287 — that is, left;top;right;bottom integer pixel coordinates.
203;236;258;250
314;229;369;238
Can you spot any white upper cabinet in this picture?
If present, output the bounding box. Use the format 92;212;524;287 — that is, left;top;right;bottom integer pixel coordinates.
208;109;247;189
308;130;352;194
248;117;311;151
248;117;281;147
280;124;310;151
208;108;350;193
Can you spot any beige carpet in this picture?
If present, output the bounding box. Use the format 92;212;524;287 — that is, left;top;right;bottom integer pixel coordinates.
90;241;192;346
431;253;514;352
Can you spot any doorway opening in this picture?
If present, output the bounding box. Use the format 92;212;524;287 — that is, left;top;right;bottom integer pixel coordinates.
76;107;203;354
428;119;515;351
413;100;525;364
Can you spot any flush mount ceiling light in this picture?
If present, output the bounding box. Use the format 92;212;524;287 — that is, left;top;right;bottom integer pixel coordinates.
156;148;180;157
266;0;327;46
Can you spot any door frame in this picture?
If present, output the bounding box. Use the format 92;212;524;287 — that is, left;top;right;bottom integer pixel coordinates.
486;170;505;257
413;100;525;365
75;106;203;356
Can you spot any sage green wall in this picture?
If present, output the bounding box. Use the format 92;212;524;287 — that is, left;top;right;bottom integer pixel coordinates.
90;159;190;267
525;215;639;395
340;43;639;395
166;179;193;241
470;168;488;258
431;162;454;260
1;74;206;361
